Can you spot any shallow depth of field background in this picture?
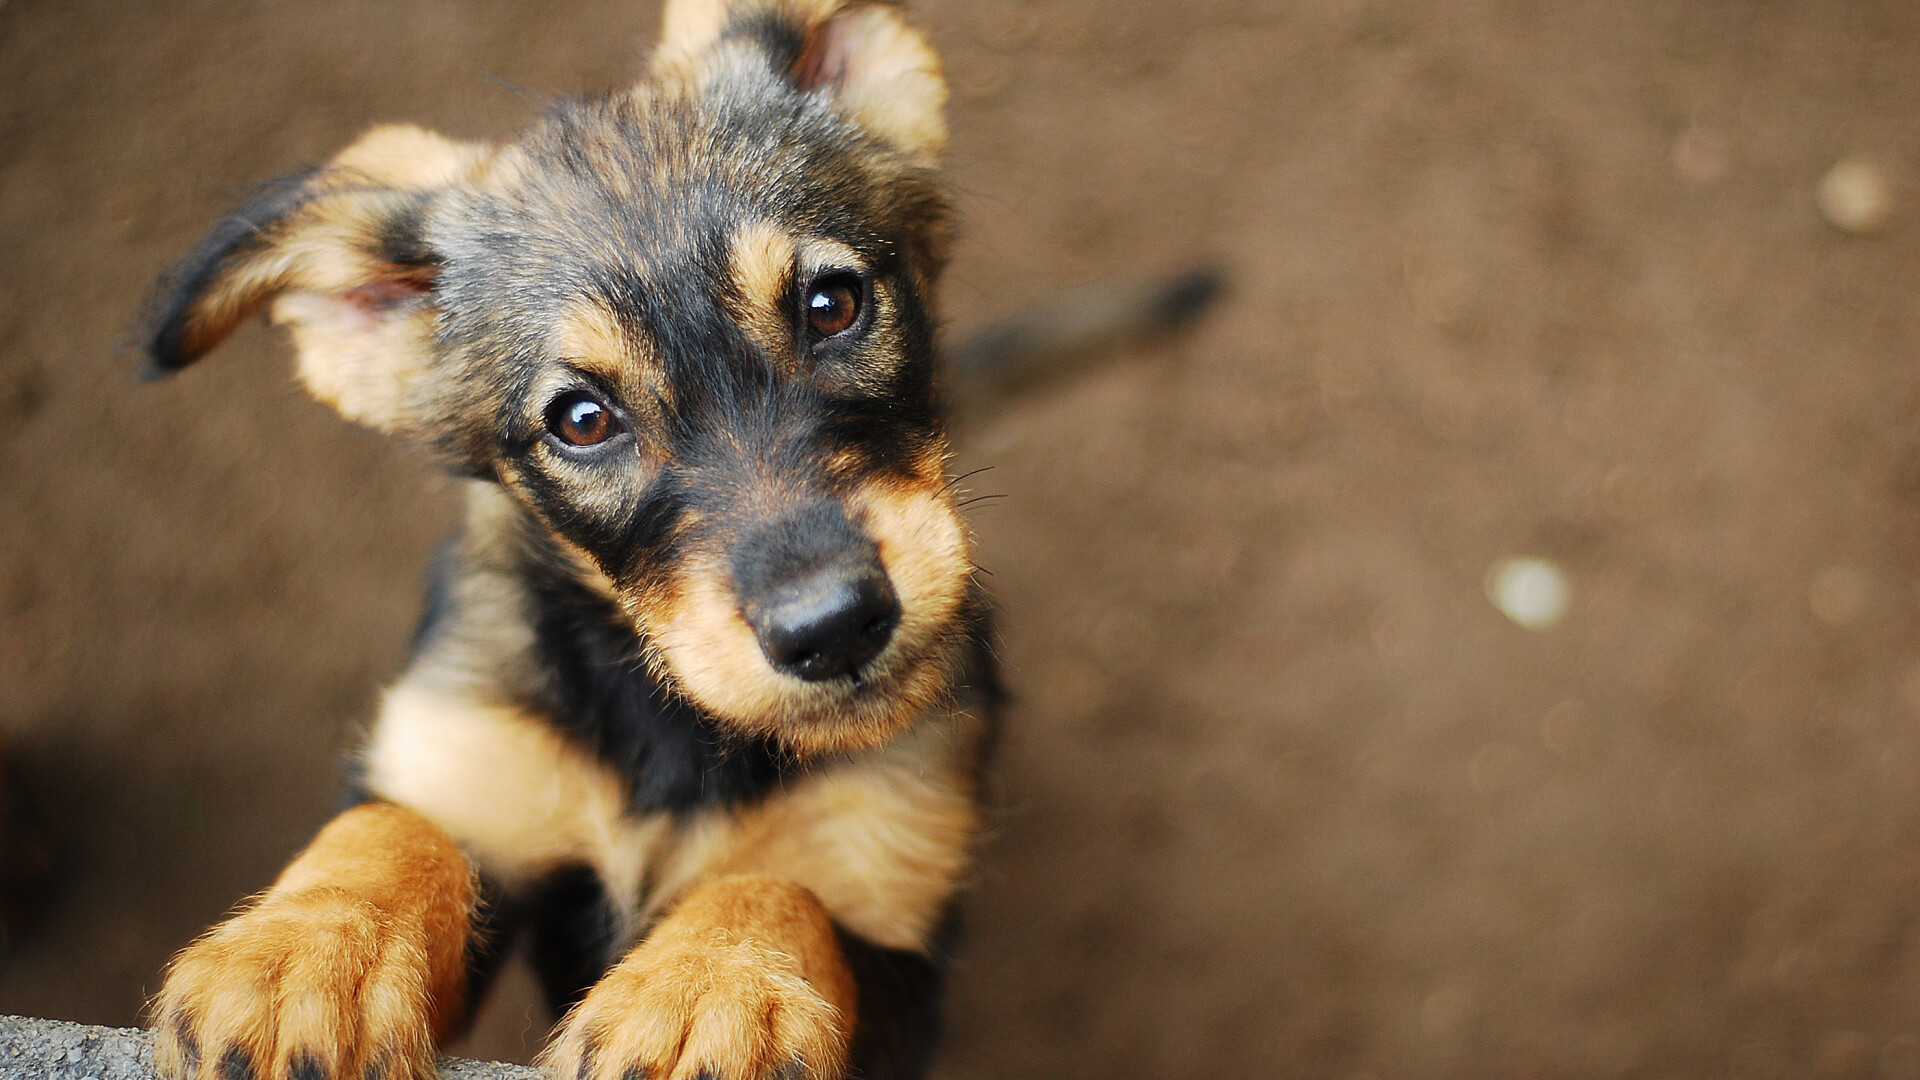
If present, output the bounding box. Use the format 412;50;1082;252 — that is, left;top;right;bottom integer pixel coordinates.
4;1;1920;1077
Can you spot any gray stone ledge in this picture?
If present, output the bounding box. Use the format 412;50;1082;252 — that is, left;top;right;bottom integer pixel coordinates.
0;1015;540;1080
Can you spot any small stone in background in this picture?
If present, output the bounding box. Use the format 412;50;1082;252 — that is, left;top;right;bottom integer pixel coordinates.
1816;156;1896;235
1487;557;1571;631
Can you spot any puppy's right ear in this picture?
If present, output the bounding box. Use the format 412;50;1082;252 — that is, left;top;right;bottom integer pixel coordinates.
137;124;493;435
654;0;948;161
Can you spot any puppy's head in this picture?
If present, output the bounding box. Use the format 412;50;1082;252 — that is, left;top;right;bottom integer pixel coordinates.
139;0;973;757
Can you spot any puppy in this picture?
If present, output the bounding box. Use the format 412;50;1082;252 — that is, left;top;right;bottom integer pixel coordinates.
138;2;987;1079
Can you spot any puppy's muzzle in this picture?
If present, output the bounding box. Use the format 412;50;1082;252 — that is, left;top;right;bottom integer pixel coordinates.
732;500;901;683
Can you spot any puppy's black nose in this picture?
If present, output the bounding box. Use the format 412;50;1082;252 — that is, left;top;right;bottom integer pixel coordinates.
753;563;900;681
732;500;901;682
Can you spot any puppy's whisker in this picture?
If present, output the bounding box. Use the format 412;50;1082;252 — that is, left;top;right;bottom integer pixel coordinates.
943;466;995;490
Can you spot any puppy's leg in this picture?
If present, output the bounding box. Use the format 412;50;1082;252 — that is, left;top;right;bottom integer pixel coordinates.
152;802;475;1080
543;874;856;1080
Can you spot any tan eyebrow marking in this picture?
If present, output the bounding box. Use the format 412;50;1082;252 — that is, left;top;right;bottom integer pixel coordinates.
796;237;862;278
555;300;631;381
551;298;669;425
728;221;797;367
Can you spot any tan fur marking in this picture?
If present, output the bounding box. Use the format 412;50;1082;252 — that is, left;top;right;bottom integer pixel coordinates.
553;300;635;385
650;548;807;742
167;189;396;362
173;184;443;431
647;551;912;758
798;236;862;274
551;298;673;440
362;684;668;913
849;480;972;667
728;221;796;363
655;711;983;951
555;529;632;606
269;804;474;1038
150;803;474;1080
806;5;948;158
657;0;735;62
652;1;946;159
163;125;500;409
330;123;495;190
647;478;969;757
275;291;435;433
543;874;854;1080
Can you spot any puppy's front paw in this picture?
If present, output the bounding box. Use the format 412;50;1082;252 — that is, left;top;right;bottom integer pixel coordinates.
543;929;850;1080
152;887;437;1080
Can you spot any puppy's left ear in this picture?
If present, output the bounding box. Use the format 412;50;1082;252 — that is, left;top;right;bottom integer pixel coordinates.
656;0;948;159
137;125;491;435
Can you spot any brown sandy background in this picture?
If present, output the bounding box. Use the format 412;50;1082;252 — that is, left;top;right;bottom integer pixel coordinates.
4;1;1920;1076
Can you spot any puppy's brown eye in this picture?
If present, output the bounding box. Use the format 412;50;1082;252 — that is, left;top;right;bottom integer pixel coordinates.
805;274;862;339
546;391;618;448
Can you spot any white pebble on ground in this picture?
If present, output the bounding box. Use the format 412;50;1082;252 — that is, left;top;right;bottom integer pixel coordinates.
1816;156;1895;235
1487;557;1571;631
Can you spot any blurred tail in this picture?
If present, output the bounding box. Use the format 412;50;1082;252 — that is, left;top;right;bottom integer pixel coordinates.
944;266;1225;417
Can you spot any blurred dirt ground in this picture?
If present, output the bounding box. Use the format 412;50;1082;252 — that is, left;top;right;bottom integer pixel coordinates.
4;1;1920;1077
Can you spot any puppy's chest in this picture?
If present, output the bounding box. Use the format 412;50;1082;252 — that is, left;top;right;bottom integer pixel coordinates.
361;679;986;953
360;682;724;918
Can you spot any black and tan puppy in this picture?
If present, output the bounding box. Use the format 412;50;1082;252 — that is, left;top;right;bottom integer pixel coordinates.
137;2;987;1079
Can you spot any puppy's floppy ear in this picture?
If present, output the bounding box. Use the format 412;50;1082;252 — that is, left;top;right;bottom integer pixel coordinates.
655;0;947;159
137;124;492;434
